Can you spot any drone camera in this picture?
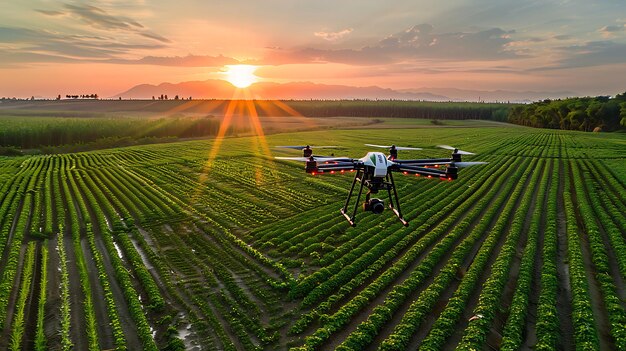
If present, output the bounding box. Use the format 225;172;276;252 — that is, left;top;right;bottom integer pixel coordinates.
364;198;385;214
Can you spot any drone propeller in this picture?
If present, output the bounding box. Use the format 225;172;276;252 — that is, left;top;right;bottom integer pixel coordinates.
437;145;475;155
452;161;488;168
275;156;352;162
365;144;422;151
276;145;340;149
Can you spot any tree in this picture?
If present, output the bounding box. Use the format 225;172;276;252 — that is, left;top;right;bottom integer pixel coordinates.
620;103;626;128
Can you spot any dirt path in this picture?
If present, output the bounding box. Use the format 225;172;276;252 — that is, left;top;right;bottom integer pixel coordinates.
554;160;574;351
43;237;62;350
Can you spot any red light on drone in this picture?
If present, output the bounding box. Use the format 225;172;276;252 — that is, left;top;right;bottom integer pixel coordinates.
427;175;432;178
311;172;316;176
403;171;408;175
415;174;420;177
341;170;345;174
330;171;335;174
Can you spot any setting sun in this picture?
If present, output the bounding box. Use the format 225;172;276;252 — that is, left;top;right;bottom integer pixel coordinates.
223;65;258;88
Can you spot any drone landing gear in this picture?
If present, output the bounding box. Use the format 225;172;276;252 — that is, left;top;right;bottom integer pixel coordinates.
340;169;408;227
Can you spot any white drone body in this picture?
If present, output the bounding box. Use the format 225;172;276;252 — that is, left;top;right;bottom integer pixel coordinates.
359;152;392;177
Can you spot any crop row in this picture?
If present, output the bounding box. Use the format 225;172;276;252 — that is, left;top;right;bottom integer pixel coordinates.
457;158;547;350
35;242;48;351
562;163;599;350
0;157;46;327
507;159;558;350
289;157;505;333
289;158;499;302
57;230;73;350
299;156;530;350
8;242;36;350
70;162;159;350
571;161;626;349
396;158;538;351
60;159;100;350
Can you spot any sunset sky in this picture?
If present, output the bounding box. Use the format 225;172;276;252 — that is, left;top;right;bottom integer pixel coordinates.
1;0;626;98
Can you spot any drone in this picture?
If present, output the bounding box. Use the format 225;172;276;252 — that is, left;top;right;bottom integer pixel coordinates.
275;144;487;226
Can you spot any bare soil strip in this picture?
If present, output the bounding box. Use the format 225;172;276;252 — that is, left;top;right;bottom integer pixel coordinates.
554;159;574;350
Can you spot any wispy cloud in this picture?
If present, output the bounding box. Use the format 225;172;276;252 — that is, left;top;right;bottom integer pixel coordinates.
36;3;170;44
63;4;144;30
108;54;241;66
532;40;626;71
35;9;64;16
0;26;165;65
598;24;626;38
0;3;174;65
264;24;522;66
314;28;353;41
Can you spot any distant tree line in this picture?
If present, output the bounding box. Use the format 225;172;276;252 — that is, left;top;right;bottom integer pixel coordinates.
152;95;192;100
508;92;626;131
283;100;511;121
65;94;99;99
0;116;228;150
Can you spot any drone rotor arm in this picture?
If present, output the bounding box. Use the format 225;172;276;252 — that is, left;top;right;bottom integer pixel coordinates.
316;161;359;173
393;158;452;166
365;144;422;151
275;156;353;162
392;164;449;178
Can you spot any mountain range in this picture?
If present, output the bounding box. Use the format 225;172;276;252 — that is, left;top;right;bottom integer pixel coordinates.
114;79;576;103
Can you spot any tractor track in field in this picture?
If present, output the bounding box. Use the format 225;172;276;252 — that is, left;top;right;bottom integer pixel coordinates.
43;236;62;349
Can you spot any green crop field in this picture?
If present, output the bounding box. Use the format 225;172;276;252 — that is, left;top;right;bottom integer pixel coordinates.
0;120;625;350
